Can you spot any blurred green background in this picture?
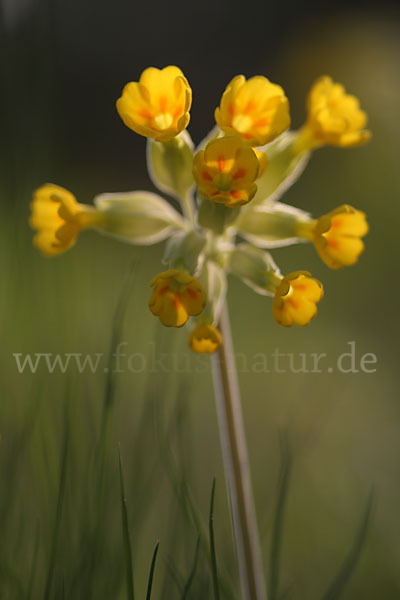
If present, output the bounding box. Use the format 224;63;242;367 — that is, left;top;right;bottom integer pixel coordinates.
1;0;400;598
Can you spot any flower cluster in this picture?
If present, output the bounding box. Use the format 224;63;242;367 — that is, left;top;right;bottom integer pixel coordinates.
30;66;370;353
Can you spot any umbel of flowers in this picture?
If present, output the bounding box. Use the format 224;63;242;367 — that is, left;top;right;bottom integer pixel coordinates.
30;67;370;352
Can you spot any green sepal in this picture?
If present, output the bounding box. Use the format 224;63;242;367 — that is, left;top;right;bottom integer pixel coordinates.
228;243;281;296
235;201;312;248
197;196;240;235
249;131;310;207
94;190;186;245
146;130;194;200
163;230;207;274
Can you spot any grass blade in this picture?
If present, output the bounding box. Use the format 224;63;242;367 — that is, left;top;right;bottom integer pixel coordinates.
118;445;135;600
156;385;237;600
43;425;68;600
181;535;201;600
82;261;137;598
322;488;375;600
209;478;220;600
101;259;137;436
269;431;292;600
146;541;160;600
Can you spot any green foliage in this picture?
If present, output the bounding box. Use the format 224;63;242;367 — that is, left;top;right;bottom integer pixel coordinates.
146;541;160;600
209;478;220;600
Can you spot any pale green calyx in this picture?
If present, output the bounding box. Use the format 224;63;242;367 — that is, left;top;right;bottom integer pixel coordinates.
197;196;240;235
147;130;195;200
248;131;311;208
163;230;207;274
235;202;312;248
228;243;282;296
93;191;186;245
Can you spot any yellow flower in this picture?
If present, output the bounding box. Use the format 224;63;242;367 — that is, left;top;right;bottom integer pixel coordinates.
294;76;371;153
116;66;192;142
254;149;268;178
301;205;369;270
188;323;222;354
272;271;323;327
149;269;206;327
193;137;259;207
215;75;290;146
30;184;101;256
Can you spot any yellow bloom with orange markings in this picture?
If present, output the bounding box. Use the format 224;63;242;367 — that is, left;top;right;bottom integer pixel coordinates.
193;137;259;207
116;66;192;142
299;205;369;270
30;184;102;256
188;323;222;354
272;271;323;327
294;76;371;153
215;75;290;146
31;65;372;336
148;270;206;327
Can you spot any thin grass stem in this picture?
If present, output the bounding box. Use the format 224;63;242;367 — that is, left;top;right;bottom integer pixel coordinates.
145;541;160;600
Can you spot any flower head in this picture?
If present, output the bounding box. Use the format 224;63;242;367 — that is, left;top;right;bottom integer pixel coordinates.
295;76;370;152
189;323;222;354
116;66;192;142
30;184;100;256
215;75;290;146
308;205;368;269
149;269;206;327
272;271;323;327
32;65;369;344
193;137;259;207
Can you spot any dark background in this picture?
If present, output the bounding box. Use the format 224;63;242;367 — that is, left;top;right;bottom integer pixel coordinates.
3;0;399;200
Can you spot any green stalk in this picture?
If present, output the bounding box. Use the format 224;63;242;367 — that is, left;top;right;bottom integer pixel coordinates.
211;302;267;600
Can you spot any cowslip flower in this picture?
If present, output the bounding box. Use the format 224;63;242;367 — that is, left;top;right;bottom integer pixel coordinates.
188;323;222;354
30;184;102;256
294;76;371;153
272;271;323;327
148;270;206;327
193;137;259;207
116;66;192;142
298;205;369;270
215;75;290;146
31;65;371;349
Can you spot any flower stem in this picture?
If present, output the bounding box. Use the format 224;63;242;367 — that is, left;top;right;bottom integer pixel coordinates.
211;302;267;600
